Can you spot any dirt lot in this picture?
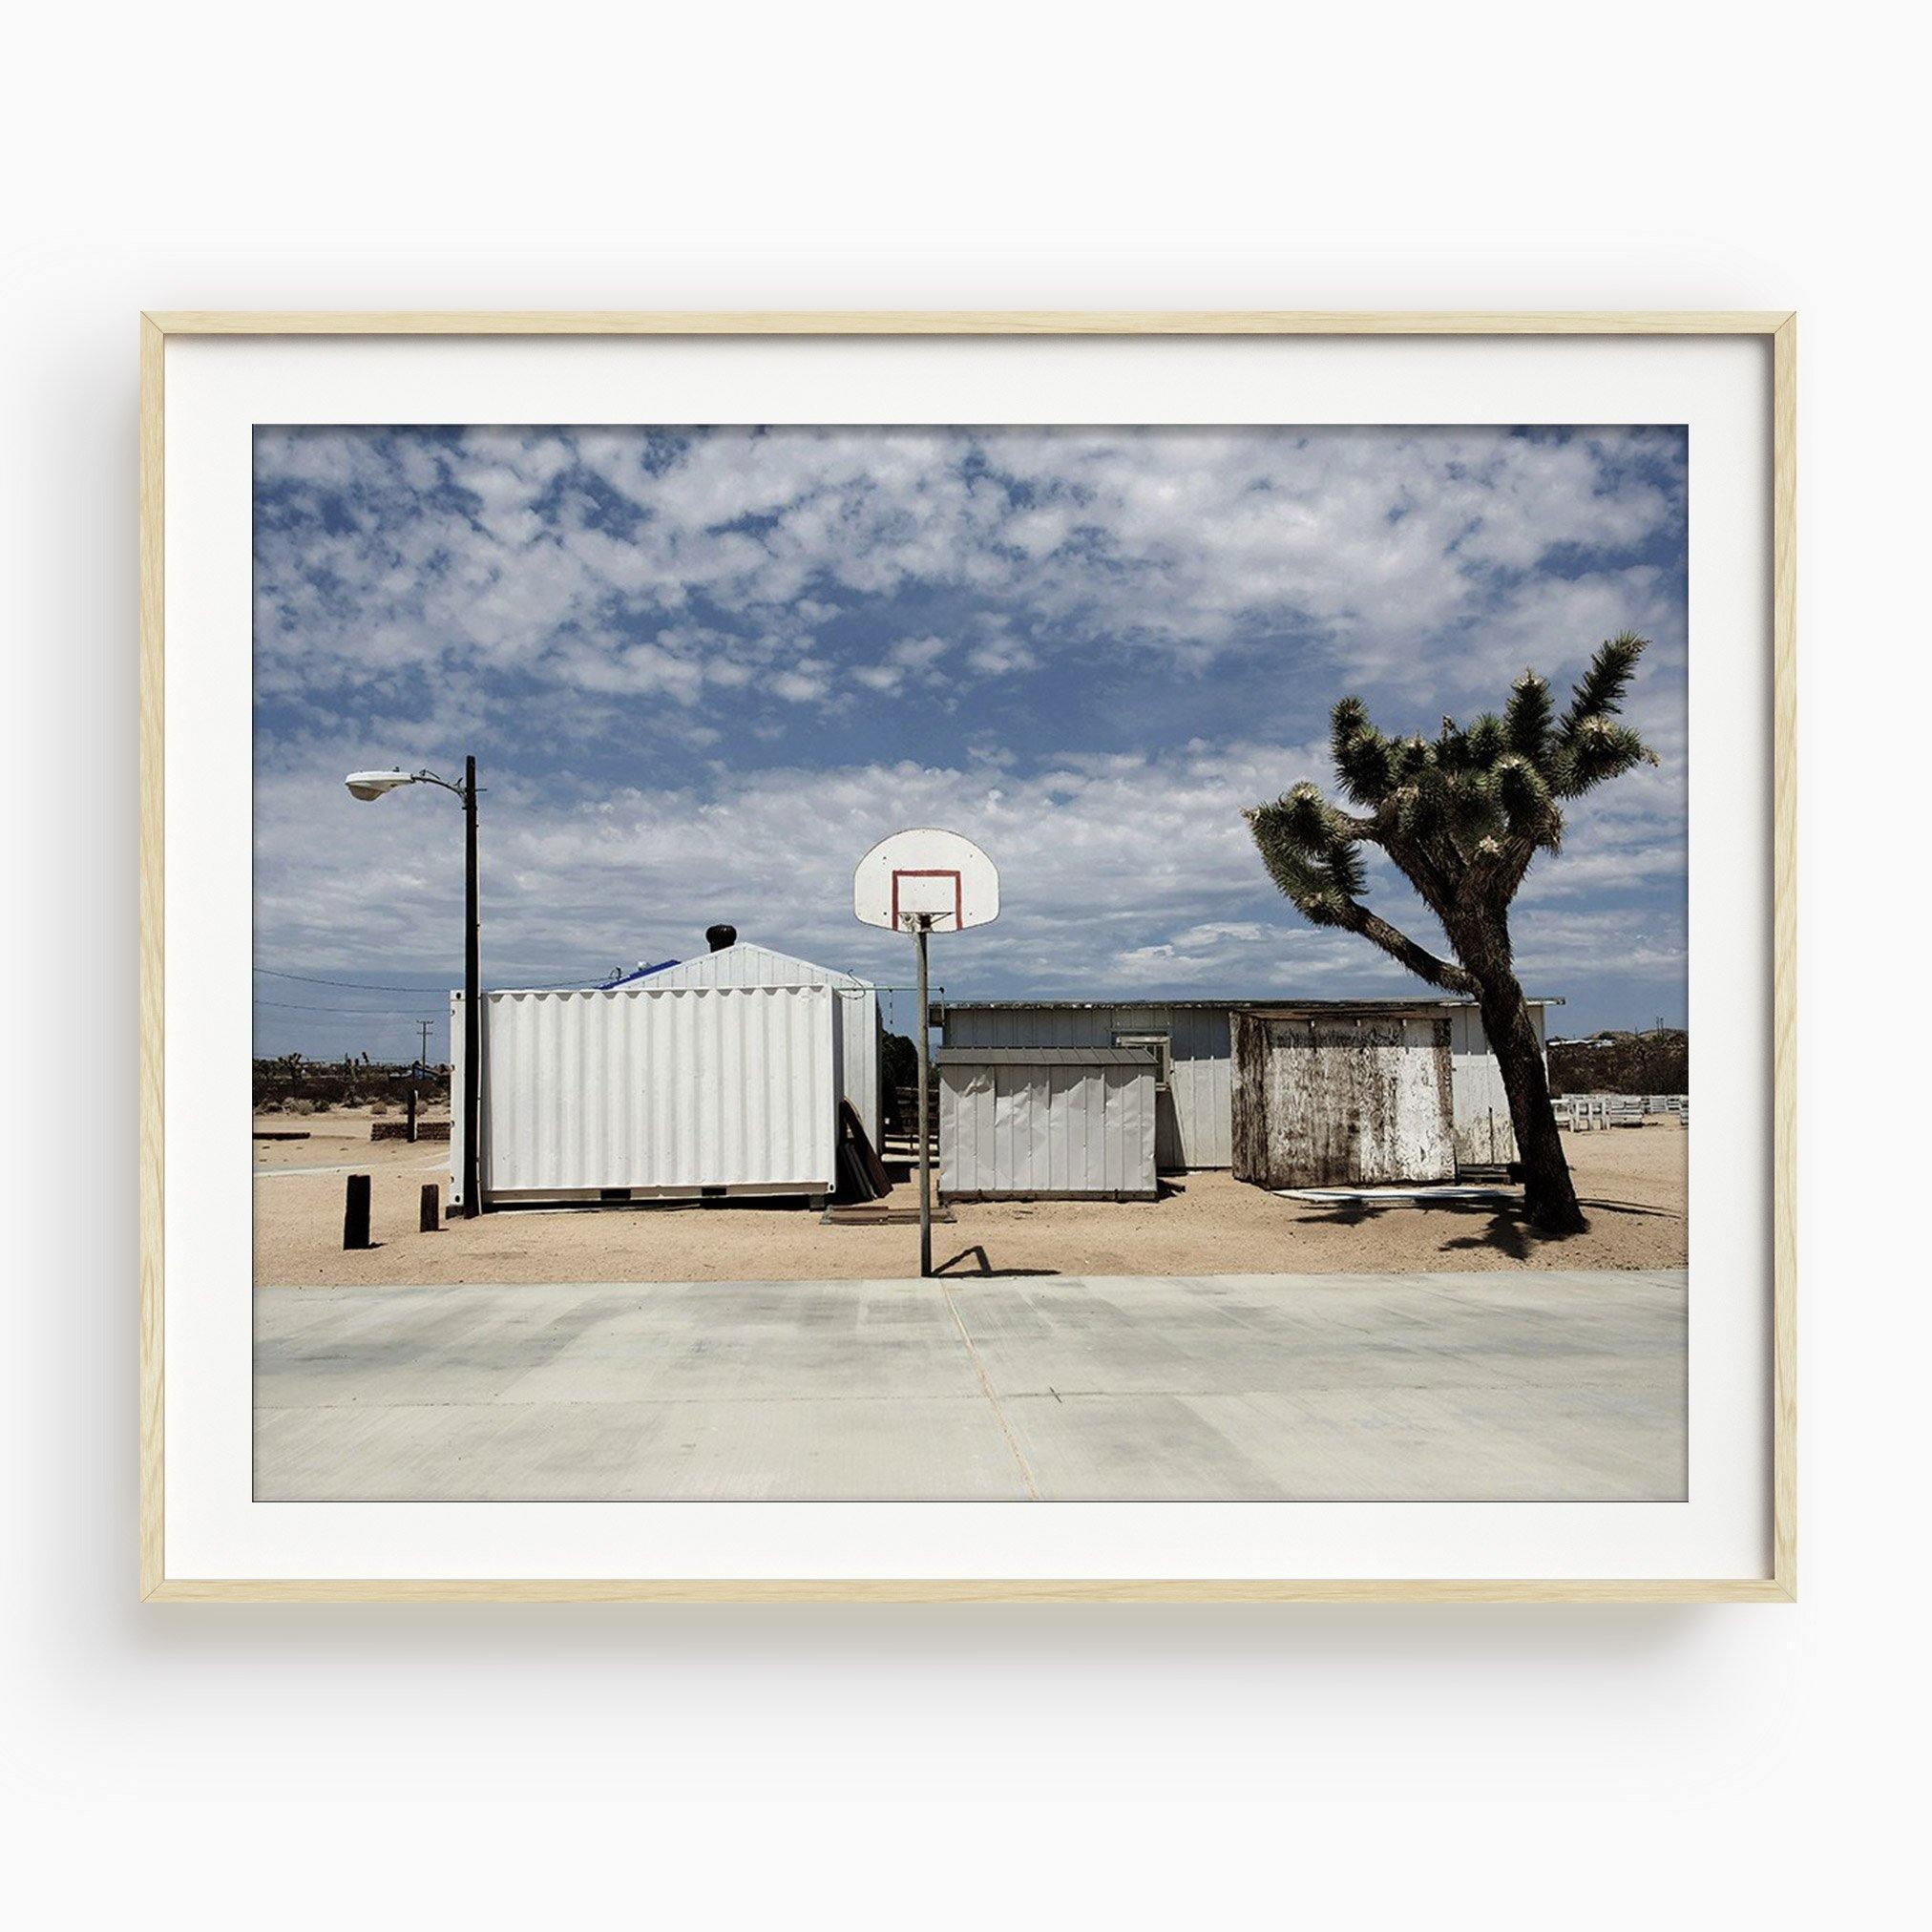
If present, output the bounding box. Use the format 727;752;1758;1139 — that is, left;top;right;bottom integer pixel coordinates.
253;1108;1687;1286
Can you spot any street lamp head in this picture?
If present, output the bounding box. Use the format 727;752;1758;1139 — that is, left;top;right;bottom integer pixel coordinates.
345;768;416;802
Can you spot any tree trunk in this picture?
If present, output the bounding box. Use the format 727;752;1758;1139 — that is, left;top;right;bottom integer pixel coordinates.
1472;965;1586;1235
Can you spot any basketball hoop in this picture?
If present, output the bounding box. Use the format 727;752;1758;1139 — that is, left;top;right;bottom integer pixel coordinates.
853;830;999;1275
853;828;999;934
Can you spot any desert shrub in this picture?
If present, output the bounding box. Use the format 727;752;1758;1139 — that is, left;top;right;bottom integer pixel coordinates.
1548;1031;1688;1097
284;1097;314;1117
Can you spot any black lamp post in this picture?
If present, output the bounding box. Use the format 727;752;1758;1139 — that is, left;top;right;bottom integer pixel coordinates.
345;758;484;1218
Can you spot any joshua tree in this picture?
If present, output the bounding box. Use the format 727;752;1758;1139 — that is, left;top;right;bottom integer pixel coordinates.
1246;633;1656;1234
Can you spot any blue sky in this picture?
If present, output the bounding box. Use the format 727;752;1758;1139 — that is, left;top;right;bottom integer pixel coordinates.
253;423;1689;1059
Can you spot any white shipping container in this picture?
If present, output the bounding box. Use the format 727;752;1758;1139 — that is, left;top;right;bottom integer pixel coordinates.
450;981;837;1207
644;942;880;1147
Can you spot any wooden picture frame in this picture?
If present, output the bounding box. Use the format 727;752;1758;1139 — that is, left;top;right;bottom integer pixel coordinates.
140;310;1796;1603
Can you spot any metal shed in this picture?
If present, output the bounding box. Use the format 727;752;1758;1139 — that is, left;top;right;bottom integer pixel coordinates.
936;1046;1160;1202
935;995;1556;1174
450;980;837;1208
642;939;881;1147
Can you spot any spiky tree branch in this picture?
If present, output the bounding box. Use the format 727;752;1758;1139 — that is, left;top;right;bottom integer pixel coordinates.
1245;787;1476;993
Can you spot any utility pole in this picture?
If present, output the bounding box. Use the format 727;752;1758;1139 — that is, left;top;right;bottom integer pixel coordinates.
462;754;481;1219
406;1018;431;1144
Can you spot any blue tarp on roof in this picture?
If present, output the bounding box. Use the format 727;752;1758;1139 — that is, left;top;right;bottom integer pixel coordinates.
598;959;679;989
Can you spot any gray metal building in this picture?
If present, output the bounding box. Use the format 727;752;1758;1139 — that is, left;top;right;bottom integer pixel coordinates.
934;1001;1234;1170
936;1045;1159;1201
934;996;1557;1174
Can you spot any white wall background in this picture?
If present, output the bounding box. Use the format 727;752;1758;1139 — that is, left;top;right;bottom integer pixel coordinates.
1;2;1921;1920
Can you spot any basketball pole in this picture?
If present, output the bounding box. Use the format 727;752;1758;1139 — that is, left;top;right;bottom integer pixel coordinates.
914;913;933;1278
856;831;996;1279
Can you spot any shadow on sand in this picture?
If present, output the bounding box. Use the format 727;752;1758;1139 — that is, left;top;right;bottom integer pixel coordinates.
932;1245;1061;1279
1285;1193;1683;1262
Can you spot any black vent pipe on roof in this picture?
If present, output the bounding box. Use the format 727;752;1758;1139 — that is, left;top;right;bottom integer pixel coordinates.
705;923;738;953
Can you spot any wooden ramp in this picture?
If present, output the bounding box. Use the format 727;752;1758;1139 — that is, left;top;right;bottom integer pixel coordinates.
824;1166;952;1227
822;1203;956;1227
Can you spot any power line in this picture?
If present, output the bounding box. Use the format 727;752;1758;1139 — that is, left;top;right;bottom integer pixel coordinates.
255;965;626;993
258;966;929;1008
254;998;444;1017
255;968;457;992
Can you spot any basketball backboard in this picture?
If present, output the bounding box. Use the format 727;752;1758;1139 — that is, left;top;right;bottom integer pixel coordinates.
853;828;999;933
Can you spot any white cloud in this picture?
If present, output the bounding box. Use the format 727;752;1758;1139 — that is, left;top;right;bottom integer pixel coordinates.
255;425;1686;714
964;637;1039;677
888;635;949;672
256;721;1685;1018
768;662;831;704
850;634;954;695
254;424;1688;1036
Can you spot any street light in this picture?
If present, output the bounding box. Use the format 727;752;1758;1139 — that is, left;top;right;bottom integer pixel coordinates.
344;759;483;1218
344;769;422;801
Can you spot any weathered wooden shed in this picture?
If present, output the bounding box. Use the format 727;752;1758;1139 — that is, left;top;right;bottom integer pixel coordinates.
1230;1005;1460;1189
936;995;1555;1174
936;1046;1160;1202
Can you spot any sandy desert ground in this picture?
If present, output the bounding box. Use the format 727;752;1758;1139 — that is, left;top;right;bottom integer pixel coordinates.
253;1108;1688;1287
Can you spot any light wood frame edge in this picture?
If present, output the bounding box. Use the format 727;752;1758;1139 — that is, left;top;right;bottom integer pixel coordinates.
142;1578;1791;1604
137;309;1796;1606
139;314;166;1600
1771;316;1796;1599
143;310;1793;337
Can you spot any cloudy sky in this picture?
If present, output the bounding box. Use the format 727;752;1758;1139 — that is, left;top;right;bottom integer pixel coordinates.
253;422;1688;1059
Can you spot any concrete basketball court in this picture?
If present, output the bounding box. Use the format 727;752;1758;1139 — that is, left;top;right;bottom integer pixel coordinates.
254;1270;1688;1503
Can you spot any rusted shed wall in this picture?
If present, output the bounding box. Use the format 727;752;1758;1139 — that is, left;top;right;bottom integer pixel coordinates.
1231;1012;1456;1188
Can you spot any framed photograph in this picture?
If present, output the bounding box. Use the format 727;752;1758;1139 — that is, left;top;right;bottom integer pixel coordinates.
140;311;1795;1602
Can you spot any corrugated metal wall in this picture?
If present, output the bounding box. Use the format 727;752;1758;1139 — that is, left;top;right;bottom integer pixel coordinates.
647;943;880;1145
938;1052;1158;1199
646;941;849;992
455;982;836;1201
938;1004;1231;1170
1231;1013;1456;1187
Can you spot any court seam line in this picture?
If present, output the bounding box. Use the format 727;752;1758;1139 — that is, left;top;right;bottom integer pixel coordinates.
937;1285;1041;1502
